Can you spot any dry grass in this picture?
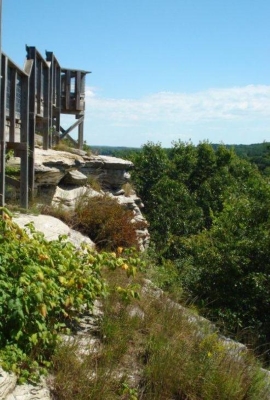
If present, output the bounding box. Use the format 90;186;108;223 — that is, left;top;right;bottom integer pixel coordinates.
44;194;141;251
122;183;135;197
51;266;270;400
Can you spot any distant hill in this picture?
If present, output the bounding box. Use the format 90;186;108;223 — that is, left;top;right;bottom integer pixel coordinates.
90;146;140;156
90;142;270;176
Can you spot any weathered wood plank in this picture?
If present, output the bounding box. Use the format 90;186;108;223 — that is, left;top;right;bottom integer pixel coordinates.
6;175;20;188
65;70;71;110
60;116;84;139
27;51;36;200
43;63;50;150
9;68;17;142
0;54;8;207
20;73;29;208
6;141;28;151
77;114;84;149
75;71;81;110
0;1;2;207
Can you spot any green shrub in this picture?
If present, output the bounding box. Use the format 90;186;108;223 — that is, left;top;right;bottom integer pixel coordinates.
0;208;136;382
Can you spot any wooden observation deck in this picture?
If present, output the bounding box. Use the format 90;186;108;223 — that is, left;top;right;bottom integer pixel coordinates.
0;41;90;209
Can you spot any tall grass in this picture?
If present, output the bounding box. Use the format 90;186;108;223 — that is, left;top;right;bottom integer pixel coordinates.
51;267;270;400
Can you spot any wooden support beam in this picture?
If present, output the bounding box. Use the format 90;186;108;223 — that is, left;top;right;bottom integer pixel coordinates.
56;66;61;110
65;133;77;147
65;70;71;110
60;116;84;139
20;73;29;208
43;64;50;150
28;52;36;200
75;71;81;110
6;176;20;188
77;114;84;149
9;68;17;142
0;54;7;206
0;1;2;208
6;141;28;151
37;59;41;115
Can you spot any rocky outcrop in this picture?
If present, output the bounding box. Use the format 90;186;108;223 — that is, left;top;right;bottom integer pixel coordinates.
34;149;133;192
61;170;88;186
34;149;85;187
79;155;133;191
32;149;150;250
51;186;101;210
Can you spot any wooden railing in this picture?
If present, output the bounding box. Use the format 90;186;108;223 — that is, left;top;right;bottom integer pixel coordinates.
0;44;90;209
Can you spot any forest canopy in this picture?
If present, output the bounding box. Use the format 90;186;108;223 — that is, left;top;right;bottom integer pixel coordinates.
127;141;270;357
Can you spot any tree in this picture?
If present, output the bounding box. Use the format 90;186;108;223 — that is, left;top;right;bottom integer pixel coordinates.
132;140;270;353
180;165;270;349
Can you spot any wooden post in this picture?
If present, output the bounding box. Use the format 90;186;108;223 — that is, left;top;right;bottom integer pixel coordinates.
9;68;17;142
55;62;61;146
78;115;84;149
0;0;3;207
27;50;36;200
20;72;29;208
65;70;71;110
0;54;7;207
43;63;50;150
75;71;81;110
60;115;83;139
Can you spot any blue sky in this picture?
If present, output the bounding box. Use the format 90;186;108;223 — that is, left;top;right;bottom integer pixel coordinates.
2;0;270;147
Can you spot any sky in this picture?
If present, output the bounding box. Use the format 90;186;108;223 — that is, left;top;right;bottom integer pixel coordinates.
2;0;270;148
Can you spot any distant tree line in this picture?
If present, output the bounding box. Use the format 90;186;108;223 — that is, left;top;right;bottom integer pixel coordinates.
91;141;270;177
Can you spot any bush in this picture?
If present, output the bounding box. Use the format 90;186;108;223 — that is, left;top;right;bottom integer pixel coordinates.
46;194;142;251
75;195;142;250
179;188;270;354
0;208;131;382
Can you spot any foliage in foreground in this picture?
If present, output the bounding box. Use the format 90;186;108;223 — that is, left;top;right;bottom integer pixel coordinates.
51;268;269;400
0;209;140;383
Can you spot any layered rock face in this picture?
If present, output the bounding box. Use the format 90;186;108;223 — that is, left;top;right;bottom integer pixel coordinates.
34;149;149;250
34;149;133;191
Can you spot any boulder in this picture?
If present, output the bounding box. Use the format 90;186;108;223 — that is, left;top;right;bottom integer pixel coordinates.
34;164;65;186
34;149;85;187
80;155;133;191
60;170;88;186
13;214;95;249
51;186;101;211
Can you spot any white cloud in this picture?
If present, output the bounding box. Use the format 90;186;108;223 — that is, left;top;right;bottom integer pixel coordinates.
81;85;270;147
85;85;270;125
